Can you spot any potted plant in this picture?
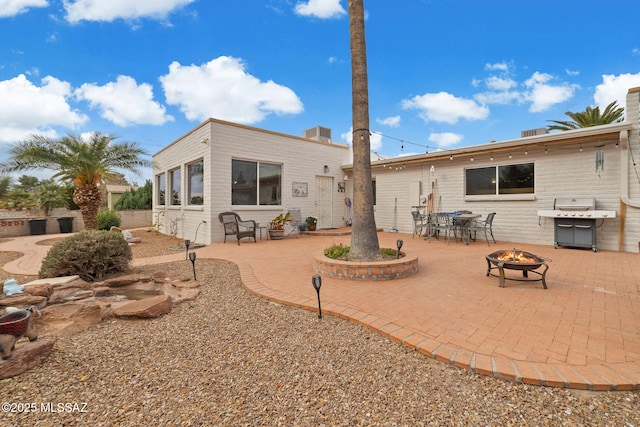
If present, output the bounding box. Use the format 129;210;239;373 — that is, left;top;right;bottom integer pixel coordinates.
305;216;318;231
268;212;292;240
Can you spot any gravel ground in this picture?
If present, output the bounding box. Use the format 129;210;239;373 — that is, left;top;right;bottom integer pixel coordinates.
0;232;639;426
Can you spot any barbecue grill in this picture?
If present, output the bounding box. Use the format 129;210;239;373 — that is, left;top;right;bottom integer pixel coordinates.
537;197;616;251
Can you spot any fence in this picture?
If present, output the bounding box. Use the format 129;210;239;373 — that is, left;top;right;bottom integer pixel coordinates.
0;209;152;238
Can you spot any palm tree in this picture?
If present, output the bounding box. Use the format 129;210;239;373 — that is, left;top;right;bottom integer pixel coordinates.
546;101;624;131
0;133;150;230
348;0;381;260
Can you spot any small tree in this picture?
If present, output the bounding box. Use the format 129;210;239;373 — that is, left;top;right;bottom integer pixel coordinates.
114;180;152;210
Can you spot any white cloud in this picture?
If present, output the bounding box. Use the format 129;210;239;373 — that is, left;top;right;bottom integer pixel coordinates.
376;116;400;128
63;0;194;23
522;71;577;113
594;73;640;109
0;0;47;18
75;75;173;127
160;56;304;123
485;75;517;92
0;74;87;143
402;92;489;124
294;0;346;19
428;132;463;148
485;62;509;72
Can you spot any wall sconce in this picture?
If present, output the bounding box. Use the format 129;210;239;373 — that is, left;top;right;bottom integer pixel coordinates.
470;156;474;162
323;165;329;173
343;175;348;181
200;138;209;145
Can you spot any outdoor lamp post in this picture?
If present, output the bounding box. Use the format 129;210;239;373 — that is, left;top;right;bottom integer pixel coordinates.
188;251;197;281
396;239;403;259
311;274;322;319
184;239;191;260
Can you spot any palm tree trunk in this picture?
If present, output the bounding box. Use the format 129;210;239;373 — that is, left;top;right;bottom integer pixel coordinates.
348;0;380;260
73;184;102;230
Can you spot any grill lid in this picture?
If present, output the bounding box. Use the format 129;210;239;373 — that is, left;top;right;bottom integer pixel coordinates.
553;197;595;211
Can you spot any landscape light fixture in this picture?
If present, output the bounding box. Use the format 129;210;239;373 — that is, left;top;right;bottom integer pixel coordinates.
184;239;191;260
396;239;403;259
189;251;197;281
311;274;322;319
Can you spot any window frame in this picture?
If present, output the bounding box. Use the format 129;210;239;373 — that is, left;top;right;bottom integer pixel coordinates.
465;162;535;197
231;158;282;206
187;159;204;206
156;173;166;206
169;167;182;206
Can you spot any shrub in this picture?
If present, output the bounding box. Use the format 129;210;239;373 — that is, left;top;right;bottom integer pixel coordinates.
324;243;402;260
324;243;351;260
98;209;121;230
39;230;132;281
114;180;152;210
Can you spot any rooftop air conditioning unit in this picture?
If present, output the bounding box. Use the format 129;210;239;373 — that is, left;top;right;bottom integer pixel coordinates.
521;128;549;138
303;126;332;143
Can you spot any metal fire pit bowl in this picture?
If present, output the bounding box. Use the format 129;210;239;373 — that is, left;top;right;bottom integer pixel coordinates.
486;249;549;289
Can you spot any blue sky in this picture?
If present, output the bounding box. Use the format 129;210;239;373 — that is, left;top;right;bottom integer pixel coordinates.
1;0;640;182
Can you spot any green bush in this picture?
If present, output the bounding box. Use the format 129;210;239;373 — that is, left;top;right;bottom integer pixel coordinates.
114;180;152;210
324;243;351;260
324;243;401;260
98;209;121;230
39;230;132;281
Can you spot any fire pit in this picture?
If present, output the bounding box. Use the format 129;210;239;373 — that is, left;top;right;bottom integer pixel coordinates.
486;249;549;289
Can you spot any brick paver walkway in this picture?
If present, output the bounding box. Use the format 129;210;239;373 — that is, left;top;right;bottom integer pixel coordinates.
3;230;640;390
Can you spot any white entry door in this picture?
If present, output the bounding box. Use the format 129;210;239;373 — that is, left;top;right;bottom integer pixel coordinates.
315;176;333;229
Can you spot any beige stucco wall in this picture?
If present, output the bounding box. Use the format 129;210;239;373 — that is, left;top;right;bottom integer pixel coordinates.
152;119;351;244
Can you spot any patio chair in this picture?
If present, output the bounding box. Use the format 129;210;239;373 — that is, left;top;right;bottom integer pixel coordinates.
218;212;257;245
286;208;302;238
470;212;497;246
430;212;454;244
411;210;427;238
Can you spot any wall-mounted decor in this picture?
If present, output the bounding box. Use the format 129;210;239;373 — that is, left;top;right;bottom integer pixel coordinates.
337;182;345;192
292;182;308;197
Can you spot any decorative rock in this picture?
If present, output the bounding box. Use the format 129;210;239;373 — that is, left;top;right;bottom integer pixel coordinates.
127;237;142;244
110;226;122;232
38;302;104;337
0;337;55;379
102;275;152;287
171;279;200;289
113;294;172;318
152;272;167;284
23;283;53;298
0;294;47;310
48;287;94;305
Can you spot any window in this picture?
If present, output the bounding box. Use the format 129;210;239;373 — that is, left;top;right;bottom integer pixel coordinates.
156;173;165;205
169;168;181;205
232;159;281;205
466;163;534;196
187;160;204;205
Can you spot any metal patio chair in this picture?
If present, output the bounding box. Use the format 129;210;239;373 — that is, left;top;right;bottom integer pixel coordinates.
286;208;302;238
470;212;497;246
411;210;427;238
430;212;454;244
218;211;257;245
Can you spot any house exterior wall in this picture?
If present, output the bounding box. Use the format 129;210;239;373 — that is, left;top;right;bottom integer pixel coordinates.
153;119;351;244
370;141;626;251
361;87;640;253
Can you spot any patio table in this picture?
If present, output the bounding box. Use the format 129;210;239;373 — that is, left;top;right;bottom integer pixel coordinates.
448;212;481;244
